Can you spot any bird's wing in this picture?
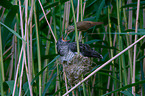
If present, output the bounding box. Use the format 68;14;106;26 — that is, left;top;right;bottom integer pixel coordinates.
68;42;90;52
69;42;103;59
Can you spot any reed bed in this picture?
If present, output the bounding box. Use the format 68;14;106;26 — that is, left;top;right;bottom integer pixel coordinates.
0;0;145;96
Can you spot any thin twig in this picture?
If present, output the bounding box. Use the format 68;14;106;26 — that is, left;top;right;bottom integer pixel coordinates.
3;53;13;61
38;0;57;42
3;45;12;56
32;10;51;28
0;8;6;22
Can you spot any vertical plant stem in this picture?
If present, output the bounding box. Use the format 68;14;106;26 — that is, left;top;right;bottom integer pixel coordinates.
143;7;145;80
52;3;61;95
19;57;25;96
108;5;113;74
62;2;70;94
17;0;25;95
132;0;140;95
63;64;69;95
143;8;145;28
28;0;34;25
8;36;14;80
76;0;79;22
29;0;34;84
42;17;52;92
56;63;61;96
80;0;83;21
128;0;133;54
123;0;133;83
116;0;127;90
14;0;19;78
25;0;33;95
14;24;18;79
27;0;33;83
12;47;23;96
107;6;117;95
127;0;133;85
91;75;96;95
78;0;83;41
17;0;33;95
29;0;35;79
116;1;122;95
14;35;18;77
0;25;4;96
82;0;86;16
59;1;62;36
82;75;86;96
34;2;42;96
26;0;30;83
64;1;70;35
62;3;66;34
70;0;80;54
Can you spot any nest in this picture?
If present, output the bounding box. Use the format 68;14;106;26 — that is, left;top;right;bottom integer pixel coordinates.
62;55;96;85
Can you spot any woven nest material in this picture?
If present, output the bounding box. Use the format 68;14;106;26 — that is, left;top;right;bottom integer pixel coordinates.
62;55;96;85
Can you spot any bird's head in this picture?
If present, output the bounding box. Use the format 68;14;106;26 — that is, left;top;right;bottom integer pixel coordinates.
57;38;70;45
66;25;75;32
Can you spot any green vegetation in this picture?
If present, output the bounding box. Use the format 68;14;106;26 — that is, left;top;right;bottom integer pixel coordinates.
0;0;145;96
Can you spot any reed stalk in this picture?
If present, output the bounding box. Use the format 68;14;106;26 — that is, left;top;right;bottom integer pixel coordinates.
42;17;52;92
12;47;23;96
34;2;42;96
107;6;117;95
8;36;14;80
116;1;122;96
70;0;80;54
132;0;140;95
0;24;4;96
25;0;33;95
123;0;133;84
82;75;86;96
19;56;25;96
14;0;24;95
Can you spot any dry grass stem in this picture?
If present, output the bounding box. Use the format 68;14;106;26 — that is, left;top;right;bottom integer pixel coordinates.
38;0;57;42
132;0;140;95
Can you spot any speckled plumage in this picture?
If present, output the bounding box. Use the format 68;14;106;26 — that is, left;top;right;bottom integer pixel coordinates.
56;38;103;62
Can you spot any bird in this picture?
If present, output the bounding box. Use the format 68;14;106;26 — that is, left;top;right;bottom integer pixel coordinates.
56;38;103;63
56;38;76;62
65;21;103;39
67;21;103;33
